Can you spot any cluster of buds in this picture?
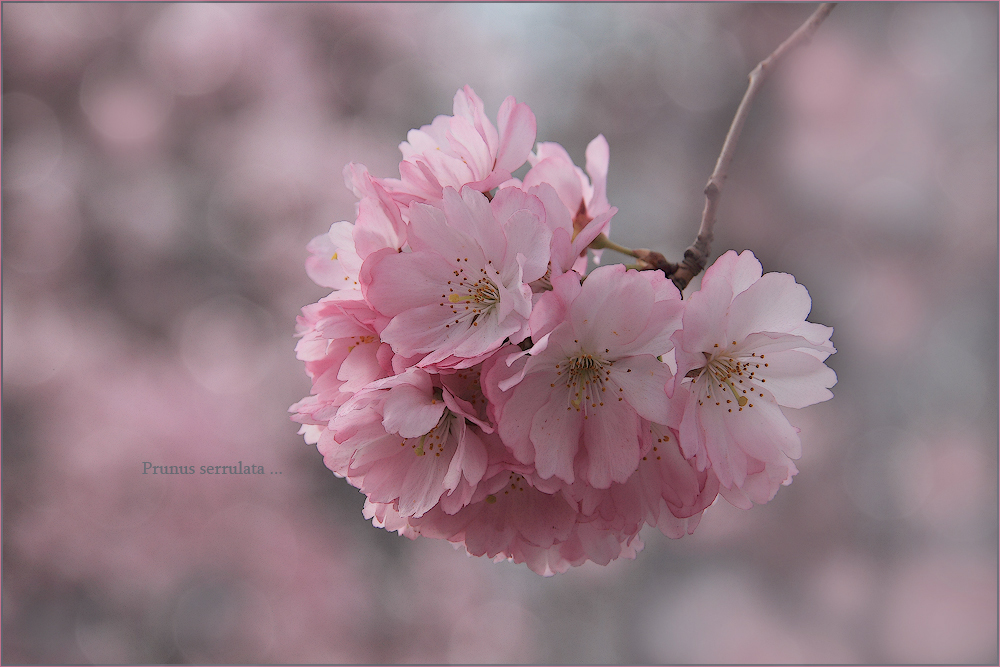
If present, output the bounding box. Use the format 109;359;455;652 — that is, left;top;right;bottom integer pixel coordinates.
291;87;836;575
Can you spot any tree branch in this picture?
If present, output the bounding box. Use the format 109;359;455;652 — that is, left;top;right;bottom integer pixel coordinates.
667;2;836;292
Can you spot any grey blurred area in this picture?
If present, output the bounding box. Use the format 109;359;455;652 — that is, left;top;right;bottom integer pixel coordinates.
3;3;996;663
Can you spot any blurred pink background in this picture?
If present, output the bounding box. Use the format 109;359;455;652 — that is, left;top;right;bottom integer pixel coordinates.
3;3;997;663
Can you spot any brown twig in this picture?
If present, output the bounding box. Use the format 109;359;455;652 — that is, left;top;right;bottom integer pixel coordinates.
667;2;836;292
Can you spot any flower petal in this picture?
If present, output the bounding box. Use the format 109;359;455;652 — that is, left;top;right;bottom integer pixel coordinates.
581;401;641;488
361;248;453;317
726;271;813;344
754;349;837;409
529;386;583;484
381;380;446;439
305;221;362;289
570;264;652;350
607;355;673;424
495;96;537;174
395;452;451;517
584;134;610;213
494;368;555;465
522;152;583;212
443;421;488;491
337;340;383;394
701;249;762;297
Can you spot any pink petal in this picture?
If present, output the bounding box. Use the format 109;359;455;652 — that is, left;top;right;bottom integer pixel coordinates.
313;312;370;342
447;115;494;180
673;273;734;376
753;349;837;409
354;197;404;258
546;227;575;277
656;507;702;538
381;381;445;439
584;134;610;213
529;271;582;341
522;153;583;213
344;164;407;245
790;320;835;349
495;369;555;465
701;249;763;296
614;295;684;359
397;157;443;200
443;421;488;491
305;221;362;289
399;115;451;158
742;459;797;505
581;402;642;488
718;394;802;462
718;483;755;510
435;188;503;261
379;303;460;359
452;85;498;156
339;423;404;473
570;264;652;350
438;476;476;515
726;271;813;344
395;453;451;518
491;185;545;226
480;343;528;419
438;309;520;364
529;140;572;166
337;340;383;394
362;249;456;318
698;406;750;488
494;96;537;173
440;387;488;431
607;355;673;425
570;208;615;259
502;209;551;284
529;386;583;484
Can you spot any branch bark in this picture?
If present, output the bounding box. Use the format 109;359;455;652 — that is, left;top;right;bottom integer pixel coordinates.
668;2;836;292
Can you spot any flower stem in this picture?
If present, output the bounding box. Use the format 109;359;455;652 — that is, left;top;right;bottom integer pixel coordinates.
588;233;640;258
590;234;679;274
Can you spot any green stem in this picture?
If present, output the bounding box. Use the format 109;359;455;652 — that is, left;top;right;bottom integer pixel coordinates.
588;233;639;258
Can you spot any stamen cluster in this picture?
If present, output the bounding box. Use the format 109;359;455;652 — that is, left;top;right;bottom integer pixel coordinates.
291;87;837;575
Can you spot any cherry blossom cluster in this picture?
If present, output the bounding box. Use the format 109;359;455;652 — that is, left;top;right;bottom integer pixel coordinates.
291;86;836;575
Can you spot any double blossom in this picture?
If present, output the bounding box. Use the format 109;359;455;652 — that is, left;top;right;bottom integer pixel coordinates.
291;87;837;574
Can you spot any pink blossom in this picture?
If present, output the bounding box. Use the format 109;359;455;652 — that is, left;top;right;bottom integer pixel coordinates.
670;250;836;507
303;166;409;292
380;86;537;203
343;163;407;256
289;291;394;427
370;468;640;577
520;182;614;283
409;470;579;571
304;221;363;290
361;186;551;369
485;264;684;489
290;86;842;576
523;134;614;248
368;426;713;576
567;421;720;540
322;368;494;518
